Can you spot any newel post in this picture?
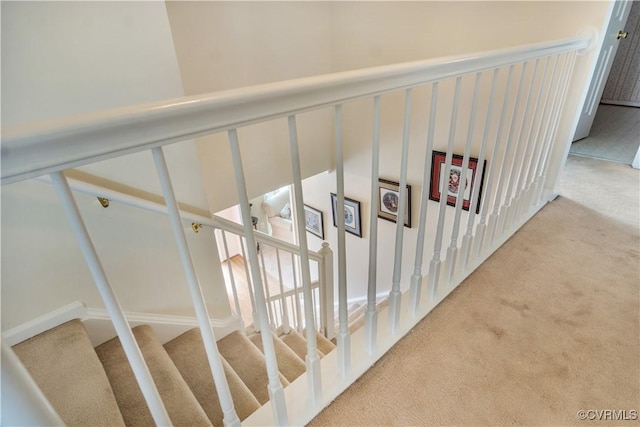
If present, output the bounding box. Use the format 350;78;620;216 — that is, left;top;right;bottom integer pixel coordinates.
318;242;335;340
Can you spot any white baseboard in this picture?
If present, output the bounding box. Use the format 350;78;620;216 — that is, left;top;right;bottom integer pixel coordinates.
84;308;242;346
632;146;640;170
2;301;242;347
2;302;87;347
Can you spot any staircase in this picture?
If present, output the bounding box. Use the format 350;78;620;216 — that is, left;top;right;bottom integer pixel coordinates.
12;319;335;426
2;32;594;426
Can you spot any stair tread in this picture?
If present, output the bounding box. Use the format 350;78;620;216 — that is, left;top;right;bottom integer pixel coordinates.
314;331;337;355
217;330;289;405
12;319;126;427
164;328;261;425
247;331;306;382
95;325;211;427
280;329;325;360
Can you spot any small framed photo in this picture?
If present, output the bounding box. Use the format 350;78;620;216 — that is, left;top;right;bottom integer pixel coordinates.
331;193;362;238
304;204;324;239
378;179;411;228
429;151;486;213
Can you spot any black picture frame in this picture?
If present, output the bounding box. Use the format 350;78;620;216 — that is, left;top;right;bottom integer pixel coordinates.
303;204;324;239
330;193;362;238
377;179;412;228
429;151;486;214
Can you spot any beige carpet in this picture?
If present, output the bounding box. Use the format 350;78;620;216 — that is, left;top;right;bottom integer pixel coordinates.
248;330;308;382
95;325;211;427
12;319;126;427
310;155;639;426
164;328;261;424
570;105;640;165
216;330;289;405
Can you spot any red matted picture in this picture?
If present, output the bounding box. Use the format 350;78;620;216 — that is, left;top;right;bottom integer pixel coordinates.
429;151;486;214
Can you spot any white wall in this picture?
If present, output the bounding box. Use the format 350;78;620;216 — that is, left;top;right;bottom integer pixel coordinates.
1;1;231;330
302;1;611;299
165;2;335;212
1;1;612;326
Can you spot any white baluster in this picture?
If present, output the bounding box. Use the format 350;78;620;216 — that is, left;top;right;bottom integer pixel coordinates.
500;59;540;234
409;83;438;316
365;95;381;353
287;115;322;404
488;61;529;245
318;242;335;340
314;287;321;336
512;56;551;221
523;55;560;214
531;55;566;206
537;52;577;204
445;72;482;284
153;148;242;427
2;341;66;426
239;238;259;331
532;53;571;205
428;77;462;301
259;248;277;330
533;54;571;206
221;230;244;325
49;171;173;427
389;88;413;333
474;65;515;258
227;130;288;425
291;253;303;332
460;69;499;271
334;105;351;376
275;248;291;334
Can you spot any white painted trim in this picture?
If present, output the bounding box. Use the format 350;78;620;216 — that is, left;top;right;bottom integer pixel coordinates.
34;173;323;262
632;146;640;169
2;301;242;347
2;302;87;346
2;37;590;185
84;308;242;346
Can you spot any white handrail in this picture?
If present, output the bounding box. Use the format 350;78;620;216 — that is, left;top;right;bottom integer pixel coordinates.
1;37;590;185
266;281;320;302
34;172;323;262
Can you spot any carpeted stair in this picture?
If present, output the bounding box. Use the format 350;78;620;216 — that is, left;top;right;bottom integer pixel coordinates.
164;328;261;425
11;319;336;426
95;325;211;426
12;319;126;427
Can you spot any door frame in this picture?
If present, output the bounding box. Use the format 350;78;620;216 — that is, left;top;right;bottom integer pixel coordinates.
572;0;634;142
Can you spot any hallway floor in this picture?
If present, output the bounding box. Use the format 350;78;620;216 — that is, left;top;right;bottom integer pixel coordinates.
309;155;639;426
570;104;640;164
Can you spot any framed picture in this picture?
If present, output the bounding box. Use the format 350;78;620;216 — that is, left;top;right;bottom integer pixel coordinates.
378;179;412;228
304;204;324;239
331;193;362;238
429;151;486;213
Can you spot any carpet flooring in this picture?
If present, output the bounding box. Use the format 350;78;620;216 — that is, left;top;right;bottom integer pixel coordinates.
570;105;640;165
309;155;639;426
